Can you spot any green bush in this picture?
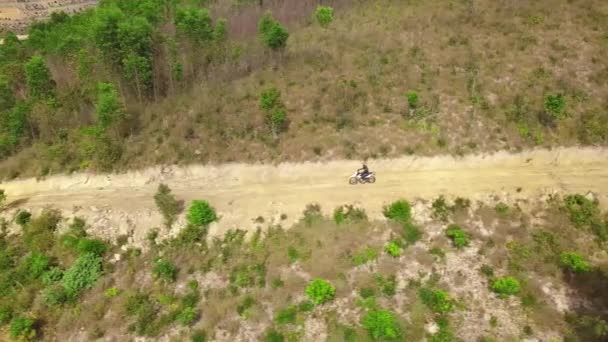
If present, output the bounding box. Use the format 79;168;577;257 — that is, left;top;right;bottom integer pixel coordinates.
544;93;566;120
0;306;13;325
264;328;285;342
432;316;455;342
445;225;470;248
494;202;509;215
383;200;412;223
376;274;397;297
15;211;31;226
237;296;255;316
432;196;451;222
43;285;69;306
419;288;454;313
191;330;207;342
154;183;183;228
41;267;63;285
258;13;289;50
187;200;217;226
491;276;521;297
76;238;108;256
361;309;402;340
305;279;336;305
352;247;379;265
406;90;419;108
153;258;178;283
315;6;334;27
25;252;50;278
9;316;36;341
334;205;368;224
298;300;315;312
385;241;401;257
287;246;299;263
275;305;297;325
560;252;591;273
260;87;282;111
177;306;199;326
104;287;120;298
62;253;102;298
403;222;422;245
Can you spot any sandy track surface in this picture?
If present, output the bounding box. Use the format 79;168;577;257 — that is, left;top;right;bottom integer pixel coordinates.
2;147;607;245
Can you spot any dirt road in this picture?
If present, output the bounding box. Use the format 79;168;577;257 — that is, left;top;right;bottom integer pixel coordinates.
2;147;607;245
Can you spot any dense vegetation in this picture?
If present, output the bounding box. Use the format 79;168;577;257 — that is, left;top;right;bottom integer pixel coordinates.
0;0;607;179
0;189;606;340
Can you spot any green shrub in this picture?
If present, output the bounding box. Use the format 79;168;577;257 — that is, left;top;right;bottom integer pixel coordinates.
298;300;315;312
432;196;451;222
187;200;217;226
494;202;509;215
62;253;102;298
258;13;289;50
560;252;591;273
406;90;419;108
361;309;402;340
334;205;368;224
43;285;68;306
315;6;334;27
191;330;207;342
544;93;566;120
385;241;401;257
177;306;199;326
260;87;282;111
403;222;422;245
564;194;599;228
76;238;108;256
173;224;207;245
9;316;36;341
41;267;63;285
383;200;412;223
287;246;299;263
376;274;397;297
25;252;50;279
432;316;455;342
305;279;336;305
104;287;119;298
480;265;494;278
360;287;375;299
154;183;183;228
491;276;521;297
419;288;454;313
237;296;255;316
302;203;323;226
275;305;297;325
445;225;470;248
352;247;379;265
153;258;178;283
0;306;12;325
15;211;31;226
264;328;285;342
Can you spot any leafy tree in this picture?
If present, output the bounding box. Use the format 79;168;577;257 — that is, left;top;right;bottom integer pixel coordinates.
560;252;591;273
0;77;15;112
62;253;103;298
187;200;217;226
491;276;521;297
305;279;335;305
94;5;126;66
258;13;289;50
24;55;54;100
315;6;334;27
95;82;125;130
175;7;214;44
361;309;402;340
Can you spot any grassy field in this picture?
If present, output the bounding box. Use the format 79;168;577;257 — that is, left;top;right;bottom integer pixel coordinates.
0;0;607;178
0;188;607;341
